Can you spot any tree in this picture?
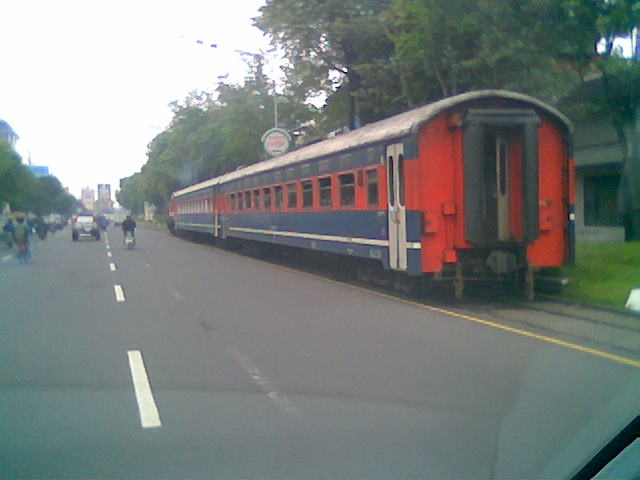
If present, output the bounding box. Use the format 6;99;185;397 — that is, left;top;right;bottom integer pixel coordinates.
552;0;640;239
123;55;315;214
0;140;75;216
256;0;395;128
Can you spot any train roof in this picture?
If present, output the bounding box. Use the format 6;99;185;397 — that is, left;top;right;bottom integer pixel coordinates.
173;90;572;197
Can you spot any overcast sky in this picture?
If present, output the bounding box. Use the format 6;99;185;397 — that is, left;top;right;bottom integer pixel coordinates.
1;0;270;200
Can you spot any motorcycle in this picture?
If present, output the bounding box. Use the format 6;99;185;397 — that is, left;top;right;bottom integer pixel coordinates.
16;243;29;264
124;231;136;249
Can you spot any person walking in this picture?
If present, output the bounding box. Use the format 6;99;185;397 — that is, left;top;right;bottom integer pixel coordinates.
3;218;15;248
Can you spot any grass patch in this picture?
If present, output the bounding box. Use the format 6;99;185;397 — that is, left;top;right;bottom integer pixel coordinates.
549;242;640;310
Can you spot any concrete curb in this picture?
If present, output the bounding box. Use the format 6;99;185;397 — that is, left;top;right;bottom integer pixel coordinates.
537;293;640;318
138;223;169;234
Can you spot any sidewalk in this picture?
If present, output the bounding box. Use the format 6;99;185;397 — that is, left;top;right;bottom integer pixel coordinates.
137;221;168;234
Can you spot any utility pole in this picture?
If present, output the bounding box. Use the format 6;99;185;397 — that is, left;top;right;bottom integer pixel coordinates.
273;81;278;128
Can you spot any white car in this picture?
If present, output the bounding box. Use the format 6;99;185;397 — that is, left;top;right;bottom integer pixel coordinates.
72;215;100;241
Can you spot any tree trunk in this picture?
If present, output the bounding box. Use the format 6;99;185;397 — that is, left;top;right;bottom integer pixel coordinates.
343;41;362;130
621;105;640;241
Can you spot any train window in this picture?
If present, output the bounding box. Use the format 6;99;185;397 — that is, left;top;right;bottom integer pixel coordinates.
367;169;379;207
263;187;272;210
498;144;507;196
245;191;251;209
398;154;405;206
274;185;283;209
302;180;313;208
238;193;243;211
388;157;395;207
319;177;332;208
230;194;236;211
253;189;261;210
339;173;355;207
287;182;297;209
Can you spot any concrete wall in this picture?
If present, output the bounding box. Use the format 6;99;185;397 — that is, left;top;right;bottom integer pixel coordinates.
574;176;625;243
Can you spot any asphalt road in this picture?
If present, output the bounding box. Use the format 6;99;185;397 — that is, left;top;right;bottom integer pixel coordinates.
1;227;638;479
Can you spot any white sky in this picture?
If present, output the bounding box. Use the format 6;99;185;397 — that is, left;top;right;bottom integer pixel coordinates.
0;0;271;199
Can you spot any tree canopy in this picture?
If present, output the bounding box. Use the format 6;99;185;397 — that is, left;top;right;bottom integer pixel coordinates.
123;0;639;235
0;139;76;216
118;56;314;214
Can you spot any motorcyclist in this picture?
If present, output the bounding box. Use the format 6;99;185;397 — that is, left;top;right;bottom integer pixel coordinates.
3;218;15;247
122;215;136;241
36;217;47;240
13;216;29;262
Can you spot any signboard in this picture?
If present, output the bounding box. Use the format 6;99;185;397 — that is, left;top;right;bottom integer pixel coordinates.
261;128;291;157
81;187;95;211
98;184;111;201
29;165;49;177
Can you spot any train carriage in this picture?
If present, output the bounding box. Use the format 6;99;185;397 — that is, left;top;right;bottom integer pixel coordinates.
169;90;575;299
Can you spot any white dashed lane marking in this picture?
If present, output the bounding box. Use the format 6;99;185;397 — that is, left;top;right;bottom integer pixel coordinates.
107;251;112;258
170;288;183;301
114;285;126;302
227;346;300;419
127;350;162;429
109;263;116;271
2;254;12;263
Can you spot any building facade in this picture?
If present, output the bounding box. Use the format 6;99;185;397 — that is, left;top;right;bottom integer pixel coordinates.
95;184;114;213
0;120;18;147
81;187;95;212
573;117;626;242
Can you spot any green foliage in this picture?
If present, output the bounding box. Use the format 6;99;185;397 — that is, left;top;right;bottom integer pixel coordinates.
256;0;395;127
555;241;640;310
0;140;75;216
127;0;639;219
116;172;144;216
118;56;315;214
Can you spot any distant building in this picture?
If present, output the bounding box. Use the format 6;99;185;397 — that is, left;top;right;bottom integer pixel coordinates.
144;201;156;221
573;118;626;242
81;187;95;211
28;165;49;177
562;77;635;243
95;184;114;214
0;120;19;147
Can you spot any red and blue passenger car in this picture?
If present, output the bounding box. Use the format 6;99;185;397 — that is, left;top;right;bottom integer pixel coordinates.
169;90;575;298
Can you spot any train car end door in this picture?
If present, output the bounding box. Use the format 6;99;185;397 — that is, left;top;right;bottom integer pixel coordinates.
386;143;407;270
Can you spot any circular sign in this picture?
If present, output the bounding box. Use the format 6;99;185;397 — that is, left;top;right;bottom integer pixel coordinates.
261;128;291;156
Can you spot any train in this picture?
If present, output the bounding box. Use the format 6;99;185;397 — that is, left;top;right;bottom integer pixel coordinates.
168;90;575;299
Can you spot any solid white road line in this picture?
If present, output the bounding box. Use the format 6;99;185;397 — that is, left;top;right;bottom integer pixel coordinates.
127;350;162;429
227;346;300;419
109;262;116;271
107;251;112;258
114;284;126;302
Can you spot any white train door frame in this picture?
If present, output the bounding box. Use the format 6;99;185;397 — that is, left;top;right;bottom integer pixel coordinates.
386;143;407;271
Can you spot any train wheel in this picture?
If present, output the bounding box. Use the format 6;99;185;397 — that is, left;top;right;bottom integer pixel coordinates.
453;263;464;301
523;263;535;301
